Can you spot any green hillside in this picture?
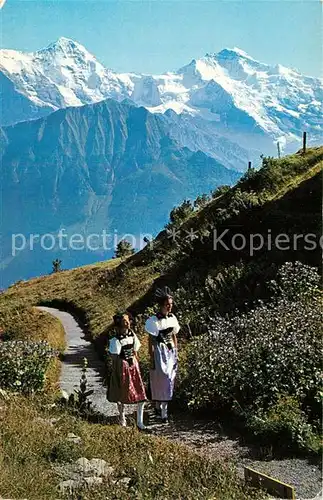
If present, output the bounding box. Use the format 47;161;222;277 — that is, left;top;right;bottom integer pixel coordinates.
2;147;321;335
0;147;322;498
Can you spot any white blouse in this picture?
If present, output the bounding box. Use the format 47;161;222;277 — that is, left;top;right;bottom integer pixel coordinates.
145;314;180;337
108;332;141;355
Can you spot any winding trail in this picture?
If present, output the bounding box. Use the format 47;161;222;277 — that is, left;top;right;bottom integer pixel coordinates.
38;306;322;500
38;306;111;414
38;306;131;417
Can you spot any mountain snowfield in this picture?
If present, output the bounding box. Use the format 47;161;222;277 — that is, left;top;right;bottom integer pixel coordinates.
1;37;322;167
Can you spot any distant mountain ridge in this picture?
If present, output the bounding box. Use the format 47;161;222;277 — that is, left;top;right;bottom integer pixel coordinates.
1;38;322;166
1;98;240;287
1;38;322;287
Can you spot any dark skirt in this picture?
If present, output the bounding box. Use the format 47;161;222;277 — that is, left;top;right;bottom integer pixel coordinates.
107;355;146;404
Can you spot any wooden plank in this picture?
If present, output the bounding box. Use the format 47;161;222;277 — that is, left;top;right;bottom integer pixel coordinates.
244;466;296;499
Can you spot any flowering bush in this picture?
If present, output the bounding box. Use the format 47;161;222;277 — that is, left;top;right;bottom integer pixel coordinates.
268;261;320;301
173;261;322;451
0;340;57;393
185;297;322;423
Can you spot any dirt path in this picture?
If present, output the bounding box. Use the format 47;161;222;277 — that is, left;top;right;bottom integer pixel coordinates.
148;412;322;500
38;306;135;417
38;307;322;500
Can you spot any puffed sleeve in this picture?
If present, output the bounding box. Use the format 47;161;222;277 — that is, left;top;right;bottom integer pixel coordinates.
108;337;122;355
173;315;180;334
133;333;141;352
145;316;159;336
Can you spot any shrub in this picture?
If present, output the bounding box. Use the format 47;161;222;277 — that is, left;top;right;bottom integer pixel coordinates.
166;199;194;229
173;261;320;326
211;185;231;198
248;395;321;453
185;297;322;422
173;270;209;337
194;193;210;209
204;261;272;315
46;440;80;463
67;357;95;417
52;258;62;273
0;340;57;393
228;188;260;215
115;239;135;259
238;156;279;193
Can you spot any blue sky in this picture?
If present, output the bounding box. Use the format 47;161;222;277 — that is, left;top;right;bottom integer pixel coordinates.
0;1;322;77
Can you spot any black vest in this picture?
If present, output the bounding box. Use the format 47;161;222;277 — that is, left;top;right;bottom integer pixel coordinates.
155;313;175;349
156;328;174;350
118;331;135;365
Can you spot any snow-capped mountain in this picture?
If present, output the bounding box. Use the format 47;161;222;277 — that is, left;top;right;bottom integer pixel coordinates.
1;37;322;165
1;37;321;286
0;38;133;115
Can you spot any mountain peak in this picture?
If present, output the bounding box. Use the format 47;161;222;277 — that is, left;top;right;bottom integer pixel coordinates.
222;47;254;59
55;36;75;45
205;47;256;62
38;37;89;55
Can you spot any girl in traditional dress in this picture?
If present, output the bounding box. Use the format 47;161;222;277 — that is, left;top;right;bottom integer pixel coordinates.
107;312;147;430
145;287;180;423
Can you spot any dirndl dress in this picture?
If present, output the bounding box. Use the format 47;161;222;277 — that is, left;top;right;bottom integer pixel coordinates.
107;330;146;404
145;313;180;402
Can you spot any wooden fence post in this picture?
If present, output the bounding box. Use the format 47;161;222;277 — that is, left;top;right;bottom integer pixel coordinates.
303;132;307;154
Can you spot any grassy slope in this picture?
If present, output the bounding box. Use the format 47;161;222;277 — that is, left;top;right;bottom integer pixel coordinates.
1;147;321;340
0;304;66;390
0;147;321;394
0;395;264;499
0;147;321;499
0;265;263;500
